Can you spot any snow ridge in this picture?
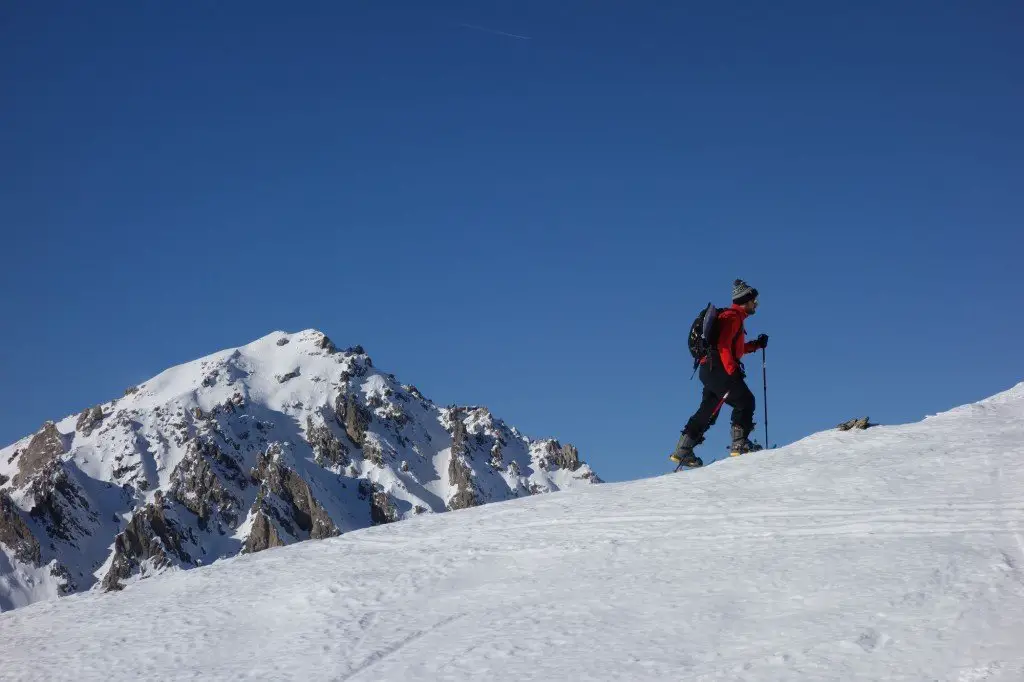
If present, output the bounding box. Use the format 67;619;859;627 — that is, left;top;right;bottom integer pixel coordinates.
1;381;1022;680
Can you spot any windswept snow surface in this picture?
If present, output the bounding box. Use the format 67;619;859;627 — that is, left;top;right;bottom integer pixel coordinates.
2;384;1023;681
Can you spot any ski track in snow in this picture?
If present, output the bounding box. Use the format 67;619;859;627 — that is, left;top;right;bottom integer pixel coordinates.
1;384;1023;680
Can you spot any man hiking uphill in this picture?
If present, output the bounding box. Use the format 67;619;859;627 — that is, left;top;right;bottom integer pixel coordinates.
670;279;768;468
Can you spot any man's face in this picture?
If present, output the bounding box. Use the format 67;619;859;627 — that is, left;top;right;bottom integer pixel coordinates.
745;298;759;315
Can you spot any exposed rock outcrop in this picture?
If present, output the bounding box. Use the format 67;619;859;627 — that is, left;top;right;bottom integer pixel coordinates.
75;406;104;437
306;418;349;468
450;411;469;458
315;332;338;354
543;442;581;471
447;453;478;510
102;493;194;591
243;509;285;553
837;417;875;431
26;461;93;543
363;438;385;466
0;491;40;565
169;438;246;531
276;368;301;383
13;422;66;488
244;446;339;553
334;393;370;447
371;490;398;525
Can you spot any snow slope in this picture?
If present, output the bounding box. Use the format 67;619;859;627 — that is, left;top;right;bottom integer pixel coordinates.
0;329;597;611
1;383;1023;681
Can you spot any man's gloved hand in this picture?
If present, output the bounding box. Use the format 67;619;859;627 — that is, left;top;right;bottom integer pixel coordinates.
755;334;769;349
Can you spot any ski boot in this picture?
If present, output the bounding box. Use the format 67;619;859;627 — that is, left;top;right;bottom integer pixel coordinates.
669;431;704;469
728;424;761;457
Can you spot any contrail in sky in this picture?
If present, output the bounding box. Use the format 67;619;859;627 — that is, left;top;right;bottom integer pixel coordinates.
460;23;532;41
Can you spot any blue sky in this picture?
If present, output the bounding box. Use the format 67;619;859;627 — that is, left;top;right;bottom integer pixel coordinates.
2;1;1021;482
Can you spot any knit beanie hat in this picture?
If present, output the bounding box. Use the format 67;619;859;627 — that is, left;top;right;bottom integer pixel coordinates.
732;279;759;305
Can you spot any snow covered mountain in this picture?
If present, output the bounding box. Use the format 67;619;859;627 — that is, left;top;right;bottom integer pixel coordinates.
2;381;1022;681
0;329;599;611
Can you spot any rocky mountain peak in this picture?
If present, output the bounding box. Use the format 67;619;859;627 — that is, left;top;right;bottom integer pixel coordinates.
0;329;600;611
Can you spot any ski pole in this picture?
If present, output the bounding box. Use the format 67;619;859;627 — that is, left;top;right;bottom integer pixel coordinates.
712;391;730;423
762;347;769;448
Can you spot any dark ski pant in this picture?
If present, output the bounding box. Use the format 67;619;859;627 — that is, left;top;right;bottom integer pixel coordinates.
683;361;755;440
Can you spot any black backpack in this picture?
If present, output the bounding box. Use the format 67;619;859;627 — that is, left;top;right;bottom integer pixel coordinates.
688;302;721;371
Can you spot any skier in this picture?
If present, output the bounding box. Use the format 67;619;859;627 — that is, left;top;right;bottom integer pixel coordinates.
670;279;768;467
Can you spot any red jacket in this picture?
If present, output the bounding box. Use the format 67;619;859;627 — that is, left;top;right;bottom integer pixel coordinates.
703;304;760;376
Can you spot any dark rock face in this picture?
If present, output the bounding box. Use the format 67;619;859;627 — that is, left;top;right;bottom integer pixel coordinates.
75;406;104;437
543;441;581;471
370;491;398;525
489;442;504;469
169;438;246;531
447;454;478;510
13;422;67;488
450;410;468;458
102;493;193;591
306;418;349;468
316;333;338;354
25;461;93;543
243;510;285;553
443;407;479;510
276;368;301;383
48;563;75;594
334;393;370;447
0;491;40;565
244;446;339;553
